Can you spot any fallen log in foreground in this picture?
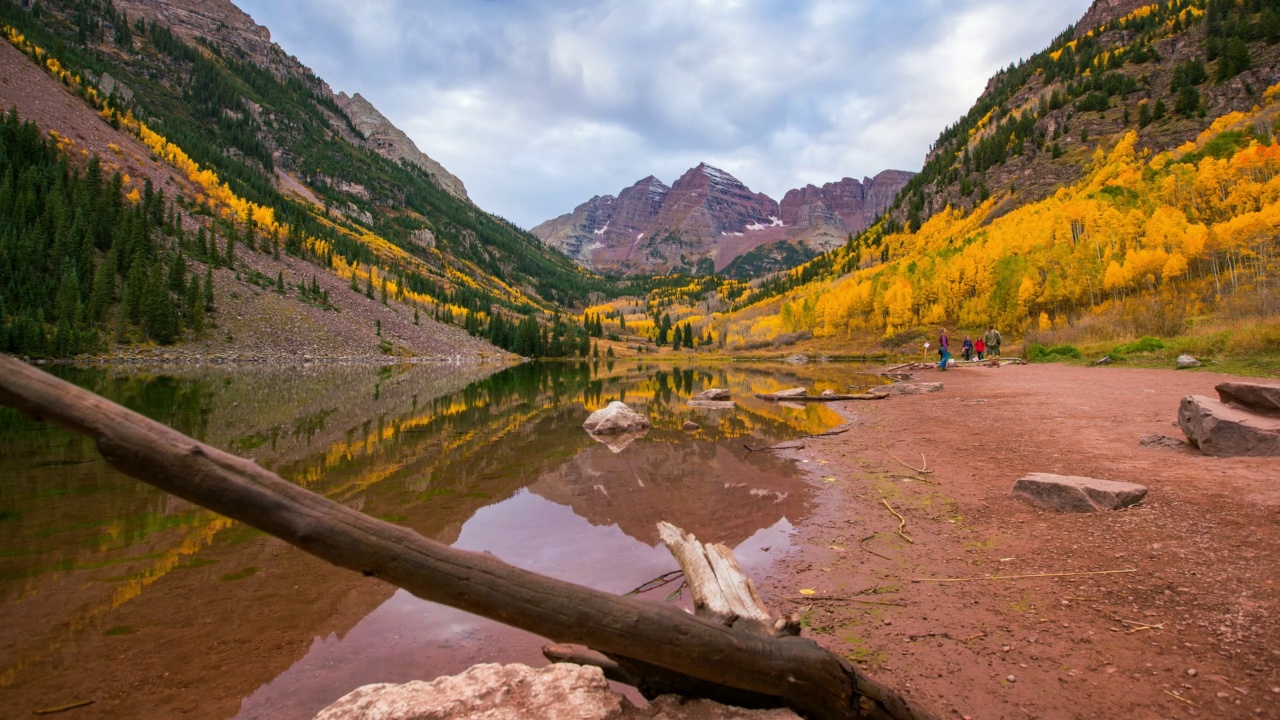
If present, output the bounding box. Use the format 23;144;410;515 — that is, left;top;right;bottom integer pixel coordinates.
0;356;935;720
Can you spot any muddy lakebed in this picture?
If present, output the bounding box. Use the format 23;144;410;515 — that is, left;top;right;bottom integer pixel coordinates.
0;359;886;719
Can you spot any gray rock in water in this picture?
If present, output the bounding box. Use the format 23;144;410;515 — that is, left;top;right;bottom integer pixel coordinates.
1178;395;1280;457
870;382;944;396
694;388;731;401
1176;354;1201;369
1011;473;1148;512
1216;382;1280;418
314;663;625;720
820;389;836;397
785;354;809;365
682;420;701;431
583;401;652;435
773;387;809;398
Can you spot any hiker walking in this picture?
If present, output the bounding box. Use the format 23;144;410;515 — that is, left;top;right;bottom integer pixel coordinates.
983;325;1002;359
938;327;951;371
961;336;974;361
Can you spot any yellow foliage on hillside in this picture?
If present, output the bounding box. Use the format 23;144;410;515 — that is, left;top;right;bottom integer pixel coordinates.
719;100;1280;348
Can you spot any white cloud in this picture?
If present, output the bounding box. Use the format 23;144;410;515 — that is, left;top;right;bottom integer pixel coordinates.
236;0;1093;228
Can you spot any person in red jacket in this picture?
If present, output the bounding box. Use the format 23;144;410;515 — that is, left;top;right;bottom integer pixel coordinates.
975;337;986;360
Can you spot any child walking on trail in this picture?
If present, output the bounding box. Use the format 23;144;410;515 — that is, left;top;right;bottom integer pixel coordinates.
975;337;986;360
938;328;951;371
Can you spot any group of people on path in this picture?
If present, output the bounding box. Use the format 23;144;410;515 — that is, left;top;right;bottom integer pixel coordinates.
936;326;1001;370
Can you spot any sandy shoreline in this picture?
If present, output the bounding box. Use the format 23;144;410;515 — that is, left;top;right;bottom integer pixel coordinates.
759;363;1279;720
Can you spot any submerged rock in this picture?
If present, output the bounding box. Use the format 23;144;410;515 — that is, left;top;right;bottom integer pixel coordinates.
588;429;649;454
1179;394;1280;457
688;399;736;410
1011;473;1148;512
682;420;701;431
583;401;651;435
693;388;731;401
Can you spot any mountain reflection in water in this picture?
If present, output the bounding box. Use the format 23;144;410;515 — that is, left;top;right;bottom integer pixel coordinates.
0;360;881;720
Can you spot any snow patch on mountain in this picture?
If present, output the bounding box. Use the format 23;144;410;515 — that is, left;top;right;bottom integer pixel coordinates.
745;216;785;231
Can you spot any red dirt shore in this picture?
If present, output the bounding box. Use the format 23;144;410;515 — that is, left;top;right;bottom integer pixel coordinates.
760;363;1279;720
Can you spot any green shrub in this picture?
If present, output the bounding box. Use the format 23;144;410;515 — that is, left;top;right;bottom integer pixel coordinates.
1026;343;1083;362
1112;336;1165;354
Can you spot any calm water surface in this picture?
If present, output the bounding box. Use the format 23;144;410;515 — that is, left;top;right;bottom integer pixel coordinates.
0;360;882;719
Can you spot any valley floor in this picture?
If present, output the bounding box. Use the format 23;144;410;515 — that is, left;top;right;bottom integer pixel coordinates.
759;363;1279;720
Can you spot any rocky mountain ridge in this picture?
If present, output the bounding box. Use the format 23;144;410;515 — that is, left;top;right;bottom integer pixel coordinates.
532;164;912;277
112;0;468;201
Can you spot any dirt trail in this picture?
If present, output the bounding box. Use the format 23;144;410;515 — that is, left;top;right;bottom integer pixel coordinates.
761;363;1279;720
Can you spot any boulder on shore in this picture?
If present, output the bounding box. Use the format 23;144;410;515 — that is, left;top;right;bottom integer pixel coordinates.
1011;473;1148;512
772;387;809;398
694;388;731;401
314;663;625;720
315;662;802;719
583;401;651;435
1175;354;1201;369
1216;382;1280;417
785;354;808;365
1178;394;1280;457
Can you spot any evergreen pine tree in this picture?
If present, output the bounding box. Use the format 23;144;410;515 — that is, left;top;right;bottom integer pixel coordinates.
204;263;215;311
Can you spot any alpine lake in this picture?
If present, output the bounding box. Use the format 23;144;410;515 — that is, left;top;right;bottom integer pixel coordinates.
0;359;886;719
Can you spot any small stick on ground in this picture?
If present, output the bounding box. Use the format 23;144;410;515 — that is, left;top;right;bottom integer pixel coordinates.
859;533;893;561
962;633;986;641
777;596;906;607
1163;690;1199;707
801;428;850;439
895;474;936;485
889;452;932;475
882;499;914;544
898;568;1137;583
33;700;94;716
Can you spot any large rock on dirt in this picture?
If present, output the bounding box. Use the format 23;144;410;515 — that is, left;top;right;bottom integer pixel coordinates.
1176;355;1201;369
314;663;802;719
1178;395;1280;457
870;382;944;396
314;663;626;720
1216;382;1280;417
583;401;652;435
694;388;731;401
1011;473;1148;512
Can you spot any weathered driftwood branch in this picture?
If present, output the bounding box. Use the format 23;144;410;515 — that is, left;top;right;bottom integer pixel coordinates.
755;393;886;402
0;356;935;720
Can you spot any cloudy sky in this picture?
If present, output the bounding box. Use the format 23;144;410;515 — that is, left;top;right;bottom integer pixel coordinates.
235;0;1093;229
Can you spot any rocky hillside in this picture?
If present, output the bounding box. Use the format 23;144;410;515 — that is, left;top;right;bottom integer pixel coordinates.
887;0;1280;232
0;0;604;360
533;164;912;278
